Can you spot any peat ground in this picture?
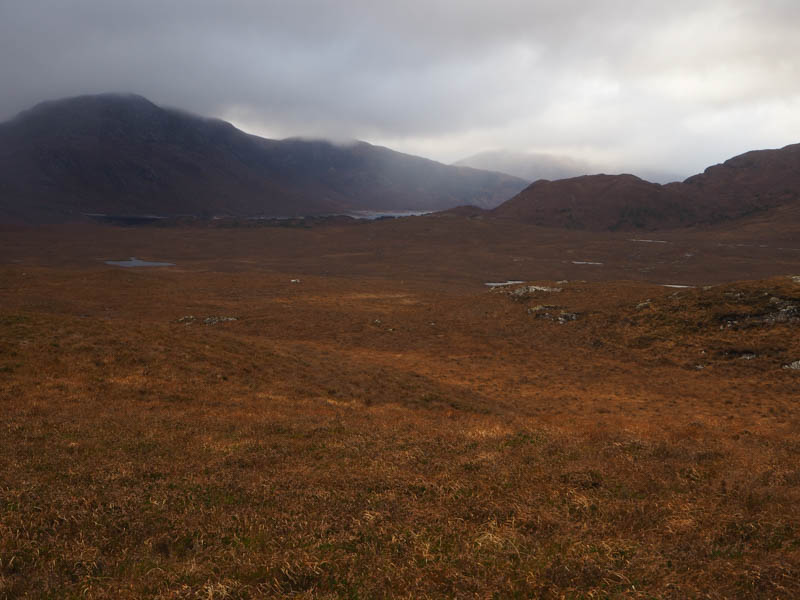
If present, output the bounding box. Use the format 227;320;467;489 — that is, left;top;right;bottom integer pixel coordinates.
1;218;800;598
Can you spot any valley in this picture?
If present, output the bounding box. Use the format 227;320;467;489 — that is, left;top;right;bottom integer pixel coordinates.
3;3;800;597
1;219;799;598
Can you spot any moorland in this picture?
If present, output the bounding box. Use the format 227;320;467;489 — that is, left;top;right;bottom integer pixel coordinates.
3;92;800;598
2;214;800;598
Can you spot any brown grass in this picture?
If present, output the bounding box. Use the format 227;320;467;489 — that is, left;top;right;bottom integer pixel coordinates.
1;224;800;598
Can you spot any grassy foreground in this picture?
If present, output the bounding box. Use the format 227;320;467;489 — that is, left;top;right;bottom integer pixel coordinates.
2;265;800;598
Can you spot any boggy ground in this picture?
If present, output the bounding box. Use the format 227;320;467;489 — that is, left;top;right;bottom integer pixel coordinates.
1;221;800;598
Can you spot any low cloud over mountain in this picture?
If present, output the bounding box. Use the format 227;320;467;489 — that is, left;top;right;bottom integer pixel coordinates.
0;94;527;223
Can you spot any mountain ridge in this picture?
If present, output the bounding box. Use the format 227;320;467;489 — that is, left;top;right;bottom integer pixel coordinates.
490;143;800;231
0;94;528;223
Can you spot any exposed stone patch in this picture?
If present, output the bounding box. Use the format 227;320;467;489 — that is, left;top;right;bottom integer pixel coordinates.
535;310;580;324
204;316;238;325
519;285;563;294
503;285;563;302
717;294;800;329
176;315;239;326
527;305;558;314
485;280;524;288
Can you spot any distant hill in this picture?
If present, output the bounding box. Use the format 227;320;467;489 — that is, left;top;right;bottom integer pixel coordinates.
490;144;800;231
490;174;690;230
0;94;528;223
454;150;591;182
455;149;684;185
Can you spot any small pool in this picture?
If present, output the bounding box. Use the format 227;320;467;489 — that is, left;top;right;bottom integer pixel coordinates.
104;257;175;268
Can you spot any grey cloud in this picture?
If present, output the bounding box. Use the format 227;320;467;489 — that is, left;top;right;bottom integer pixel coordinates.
1;0;798;175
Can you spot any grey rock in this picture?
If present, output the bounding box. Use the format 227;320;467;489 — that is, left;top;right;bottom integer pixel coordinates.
527;304;557;314
203;316;238;325
535;310;580;324
509;285;562;300
557;312;579;324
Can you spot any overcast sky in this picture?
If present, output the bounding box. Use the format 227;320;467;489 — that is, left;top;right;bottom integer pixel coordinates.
2;0;799;176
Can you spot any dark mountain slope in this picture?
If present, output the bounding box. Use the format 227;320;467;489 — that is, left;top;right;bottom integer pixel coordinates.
491;144;800;231
682;143;800;209
0;94;527;223
489;174;690;230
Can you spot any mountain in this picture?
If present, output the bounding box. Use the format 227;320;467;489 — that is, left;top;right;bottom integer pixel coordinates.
454;150;591;182
490;144;800;231
682;144;800;208
0;94;528;223
455;149;684;185
630;167;685;186
489;174;690;230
